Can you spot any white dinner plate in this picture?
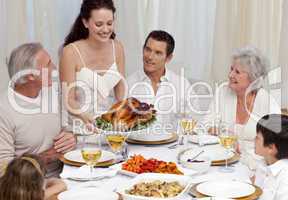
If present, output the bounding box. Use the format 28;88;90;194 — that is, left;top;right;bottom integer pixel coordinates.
188;135;219;145
196;180;255;198
64;149;116;164
197;198;233;200
128;132;173;142
180;145;234;162
58;188;118;200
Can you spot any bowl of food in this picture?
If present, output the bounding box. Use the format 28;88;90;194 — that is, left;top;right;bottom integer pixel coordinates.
181;156;211;174
94;97;156;136
121;155;184;176
116;173;191;200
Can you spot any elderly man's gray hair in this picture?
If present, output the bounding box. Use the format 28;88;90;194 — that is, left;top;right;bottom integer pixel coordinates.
232;46;269;83
8;43;43;83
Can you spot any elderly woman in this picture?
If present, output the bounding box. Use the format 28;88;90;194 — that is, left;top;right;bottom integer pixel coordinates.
197;46;280;164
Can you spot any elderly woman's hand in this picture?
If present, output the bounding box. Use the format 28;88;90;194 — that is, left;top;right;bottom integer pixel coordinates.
235;142;241;154
208;127;218;135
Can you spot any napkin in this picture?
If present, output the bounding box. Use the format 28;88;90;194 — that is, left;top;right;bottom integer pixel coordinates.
60;165;118;180
189;135;219;145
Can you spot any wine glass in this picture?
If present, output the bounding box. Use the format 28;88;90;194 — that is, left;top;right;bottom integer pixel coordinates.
177;113;197;146
180;117;197;134
105;133;128;160
218;123;237;173
81;133;102;184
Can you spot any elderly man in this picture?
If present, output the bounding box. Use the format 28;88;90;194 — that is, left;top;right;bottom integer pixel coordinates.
0;43;76;177
128;30;195;128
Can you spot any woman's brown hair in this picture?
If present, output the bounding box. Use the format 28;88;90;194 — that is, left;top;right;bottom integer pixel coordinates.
64;0;116;46
0;154;46;200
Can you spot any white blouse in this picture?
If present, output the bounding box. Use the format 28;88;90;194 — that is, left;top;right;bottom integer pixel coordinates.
197;84;281;164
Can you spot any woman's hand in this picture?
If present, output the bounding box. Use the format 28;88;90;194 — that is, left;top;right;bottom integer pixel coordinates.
249;175;256;184
235;142;241;154
208;127;218;135
79;113;97;133
79;112;94;124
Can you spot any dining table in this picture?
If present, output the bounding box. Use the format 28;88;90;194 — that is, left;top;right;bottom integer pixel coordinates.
51;135;257;200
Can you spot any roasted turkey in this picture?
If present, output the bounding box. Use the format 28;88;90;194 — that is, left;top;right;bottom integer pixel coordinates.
101;97;156;131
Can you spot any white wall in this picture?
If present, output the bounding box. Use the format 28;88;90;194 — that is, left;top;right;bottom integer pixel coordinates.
0;0;9;92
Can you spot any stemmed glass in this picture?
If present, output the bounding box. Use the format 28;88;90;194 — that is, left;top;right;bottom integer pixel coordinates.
105;133;128;160
218;123;237;173
81;133;102;185
174;113;197;147
180;117;197;135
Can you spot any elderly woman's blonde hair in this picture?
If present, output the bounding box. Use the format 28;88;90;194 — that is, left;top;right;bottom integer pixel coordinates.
232;46;269;88
8;43;43;84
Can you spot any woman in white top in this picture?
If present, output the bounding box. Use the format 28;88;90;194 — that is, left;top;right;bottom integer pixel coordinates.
197;46;280;164
60;0;126;128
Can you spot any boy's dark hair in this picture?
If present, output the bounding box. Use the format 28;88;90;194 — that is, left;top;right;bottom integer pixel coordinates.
256;114;288;159
143;30;175;56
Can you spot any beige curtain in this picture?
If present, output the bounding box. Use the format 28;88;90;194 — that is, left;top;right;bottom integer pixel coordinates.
5;0;28;55
1;0;286;102
32;0;62;65
0;0;28;91
211;0;283;82
115;0;216;80
279;0;288;108
115;0;152;75
146;0;160;31
0;0;7;92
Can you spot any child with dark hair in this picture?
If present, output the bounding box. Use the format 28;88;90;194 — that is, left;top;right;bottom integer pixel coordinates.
254;114;288;200
0;154;67;200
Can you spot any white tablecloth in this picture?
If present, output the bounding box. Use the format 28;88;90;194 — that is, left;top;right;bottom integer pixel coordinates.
60;142;252;199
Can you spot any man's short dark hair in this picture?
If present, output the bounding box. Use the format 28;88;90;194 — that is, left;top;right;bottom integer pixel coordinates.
256;114;288;159
143;30;175;56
